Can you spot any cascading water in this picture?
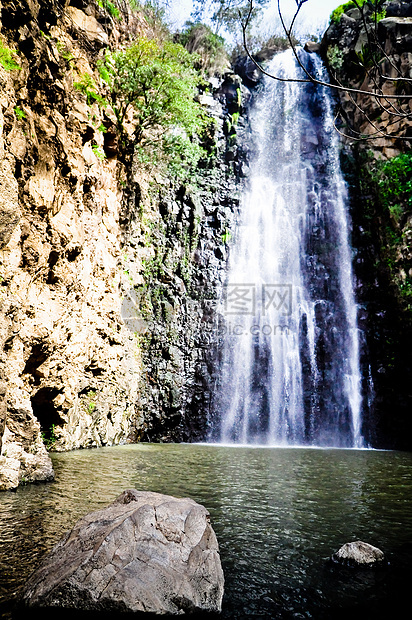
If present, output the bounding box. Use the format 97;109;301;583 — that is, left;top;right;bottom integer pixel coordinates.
213;49;364;448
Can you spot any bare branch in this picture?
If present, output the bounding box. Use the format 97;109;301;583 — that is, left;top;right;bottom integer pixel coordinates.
240;0;412;142
242;1;412;100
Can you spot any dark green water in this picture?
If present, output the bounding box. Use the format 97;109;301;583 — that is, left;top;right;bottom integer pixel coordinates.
1;444;411;618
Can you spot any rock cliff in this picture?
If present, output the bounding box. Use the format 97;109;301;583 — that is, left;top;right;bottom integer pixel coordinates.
0;0;246;489
321;0;412;448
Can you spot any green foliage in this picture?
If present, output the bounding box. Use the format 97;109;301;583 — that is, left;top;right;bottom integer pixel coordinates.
99;36;208;179
360;150;412;312
0;40;21;71
330;1;385;24
130;1;170;40
97;0;121;20
330;1;364;23
378;152;412;221
73;72;107;107
355;43;381;69
372;8;386;21
14;106;26;120
192;0;269;36
39;30;52;40
179;21;228;75
85;390;97;414
92;143;106;160
327;45;344;70
222;228;231;244
56;40;75;63
41;425;57;451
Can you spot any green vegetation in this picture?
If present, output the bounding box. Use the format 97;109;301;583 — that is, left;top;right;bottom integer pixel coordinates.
359;150;412;312
327;45;344;70
355;43;381;69
92;143;106;160
98;35;208;178
178;22;227;75
331;1;365;23
378;152;412;223
41;424;57;451
330;0;385;24
222;229;231;244
192;0;269;36
39;30;52;40
0;39;20;71
99;37;205;141
56;40;75;63
73;73;107;107
13;106;26;120
97;0;121;20
86;390;97;414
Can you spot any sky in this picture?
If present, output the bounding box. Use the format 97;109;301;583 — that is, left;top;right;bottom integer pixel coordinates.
166;0;343;38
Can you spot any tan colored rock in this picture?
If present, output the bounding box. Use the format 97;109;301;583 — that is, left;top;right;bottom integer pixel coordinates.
66;7;109;46
0;156;20;250
0;0;163;489
0;455;20;491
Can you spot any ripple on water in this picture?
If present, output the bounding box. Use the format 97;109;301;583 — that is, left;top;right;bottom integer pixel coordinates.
0;444;411;618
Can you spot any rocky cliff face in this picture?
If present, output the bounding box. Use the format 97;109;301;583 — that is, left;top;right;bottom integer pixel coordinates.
0;0;246;489
124;75;247;443
321;0;412;448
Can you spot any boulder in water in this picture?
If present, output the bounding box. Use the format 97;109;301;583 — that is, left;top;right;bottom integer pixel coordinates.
304;41;321;54
19;489;224;615
332;541;385;566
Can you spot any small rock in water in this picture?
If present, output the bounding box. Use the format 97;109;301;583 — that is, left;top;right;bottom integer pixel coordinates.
19;489;224;615
332;541;385;566
304;41;321;54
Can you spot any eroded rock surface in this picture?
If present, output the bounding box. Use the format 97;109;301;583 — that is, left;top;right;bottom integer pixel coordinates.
20;489;224;615
0;0;246;488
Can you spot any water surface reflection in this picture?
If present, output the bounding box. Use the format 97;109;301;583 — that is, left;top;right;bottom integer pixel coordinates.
1;444;411;618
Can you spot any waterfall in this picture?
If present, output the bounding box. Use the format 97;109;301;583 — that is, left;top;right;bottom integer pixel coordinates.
213;49;364;448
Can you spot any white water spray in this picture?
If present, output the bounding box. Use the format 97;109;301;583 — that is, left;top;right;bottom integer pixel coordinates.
214;50;364;448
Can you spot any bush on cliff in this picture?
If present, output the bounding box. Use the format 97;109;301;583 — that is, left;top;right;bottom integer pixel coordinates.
178;22;228;75
98;35;208;177
359;150;412;312
0;39;20;71
330;0;386;24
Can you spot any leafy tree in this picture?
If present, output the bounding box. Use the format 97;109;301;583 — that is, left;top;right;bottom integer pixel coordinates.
98;36;208;175
179;21;228;74
192;0;269;35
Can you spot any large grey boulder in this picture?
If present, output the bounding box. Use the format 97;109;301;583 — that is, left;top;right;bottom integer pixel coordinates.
20;489;224;615
332;541;385;566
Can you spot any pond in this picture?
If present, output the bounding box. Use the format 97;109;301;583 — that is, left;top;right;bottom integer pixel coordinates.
1;444;411;618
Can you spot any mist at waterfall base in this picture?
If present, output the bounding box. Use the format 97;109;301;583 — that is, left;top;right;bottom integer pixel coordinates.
211;49;367;449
